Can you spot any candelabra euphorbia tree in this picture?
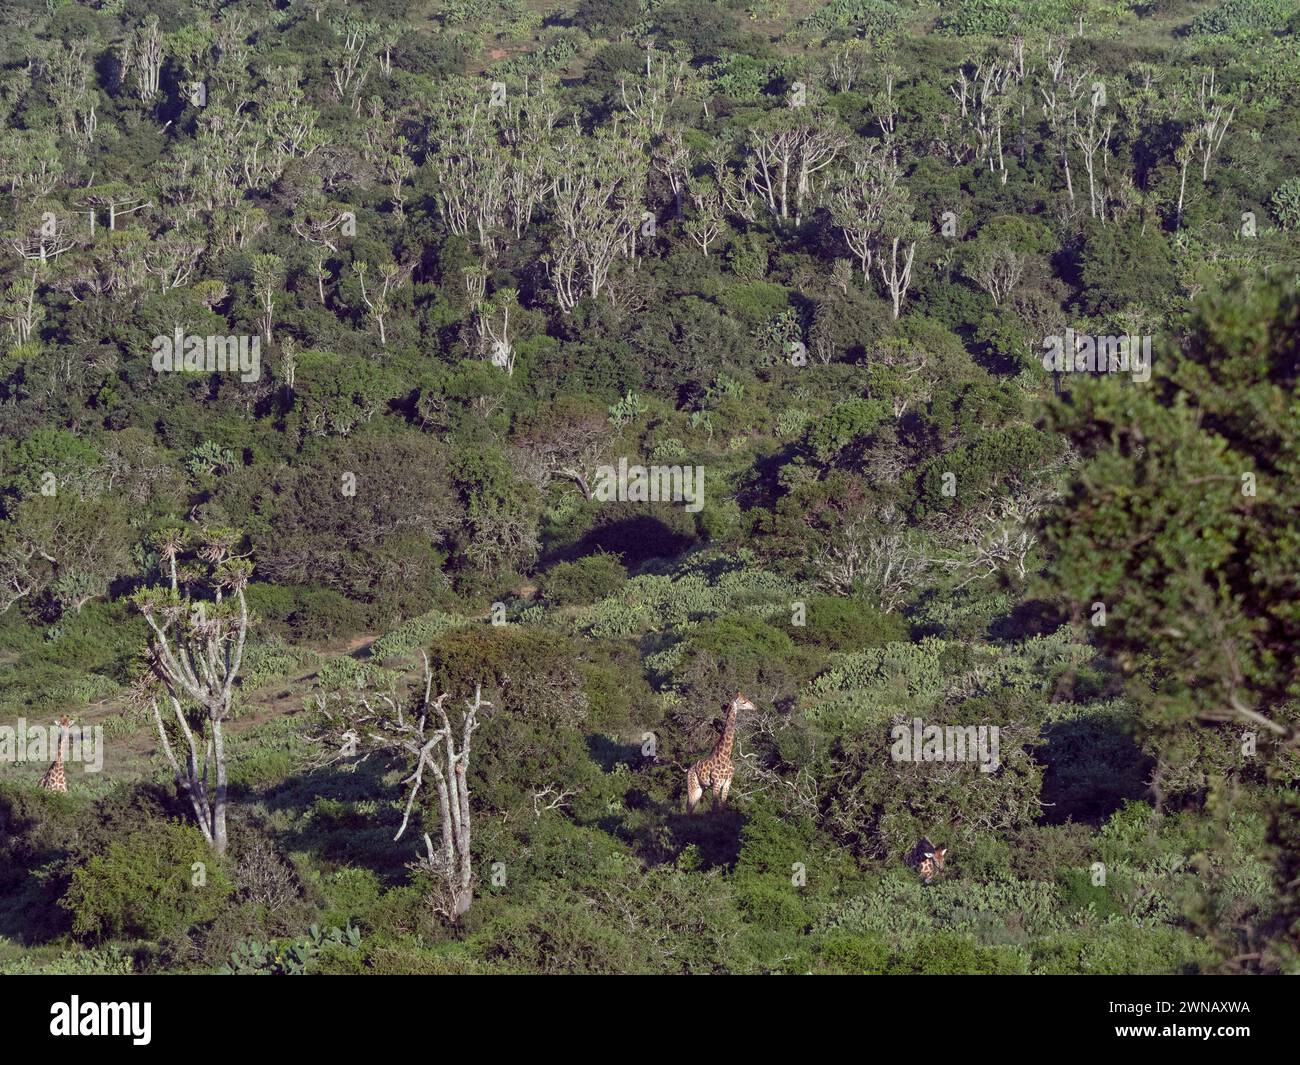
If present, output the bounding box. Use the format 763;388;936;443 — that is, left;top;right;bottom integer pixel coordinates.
311;654;490;921
132;525;252;855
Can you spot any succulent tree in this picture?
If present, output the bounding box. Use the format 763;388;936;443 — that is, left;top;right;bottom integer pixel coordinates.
313;654;490;920
250;252;284;344
132;525;252;855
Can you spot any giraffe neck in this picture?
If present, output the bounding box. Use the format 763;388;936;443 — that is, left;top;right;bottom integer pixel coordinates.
715;703;738;761
56;725;69;763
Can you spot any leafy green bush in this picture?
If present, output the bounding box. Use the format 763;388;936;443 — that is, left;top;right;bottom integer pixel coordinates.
237;634;305;692
580;652;651;731
802;0;903;39
425;625;588;719
475;885;644;974
368;610;468;662
573;0;641;36
686;615;795;675
936;0;1048;36
804;398;889;461
0;945;134;975
538;553;628;606
1190;0;1297;35
671;613;823;700
887;932;1029;974
792;596;908;650
816;690;1046;859
1059;869;1126;920
285;587;371;641
61;821;233;942
1270;178;1300;230
1030;926;1216;975
818;930;890;973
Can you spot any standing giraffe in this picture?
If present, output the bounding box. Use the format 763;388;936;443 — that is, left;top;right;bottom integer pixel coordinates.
686;692;754;813
38;715;73;794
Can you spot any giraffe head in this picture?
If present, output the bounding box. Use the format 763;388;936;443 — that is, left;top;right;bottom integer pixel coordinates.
716;693;754;735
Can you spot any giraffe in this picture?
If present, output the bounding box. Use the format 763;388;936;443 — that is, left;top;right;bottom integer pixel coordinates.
906;838;947;884
38;715;73;794
685;692;754;813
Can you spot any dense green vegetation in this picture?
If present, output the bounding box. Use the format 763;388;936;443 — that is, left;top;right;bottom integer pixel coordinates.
0;0;1297;974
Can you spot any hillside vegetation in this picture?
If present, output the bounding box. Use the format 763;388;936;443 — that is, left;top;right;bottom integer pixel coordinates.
0;0;1297;974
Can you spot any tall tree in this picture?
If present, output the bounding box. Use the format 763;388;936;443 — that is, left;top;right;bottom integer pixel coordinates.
1044;278;1300;968
133;527;253;856
314;657;491;920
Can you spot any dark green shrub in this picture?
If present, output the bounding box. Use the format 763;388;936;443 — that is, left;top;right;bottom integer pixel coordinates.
689;615;795;674
243;583;297;628
538;553;628;606
819;930;890;973
425;626;586;718
286;587;371;641
821;692;1046;860
574;0;641;36
888;932;1028;974
475;885;643;974
792;596;908;650
581;655;651;732
1059;869;1126;920
804;398;889;461
61;821;232;942
673;615;822;702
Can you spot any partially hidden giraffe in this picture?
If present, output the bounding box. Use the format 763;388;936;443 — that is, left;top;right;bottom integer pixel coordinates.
38;715;73;794
686;692;755;813
906;838;947;884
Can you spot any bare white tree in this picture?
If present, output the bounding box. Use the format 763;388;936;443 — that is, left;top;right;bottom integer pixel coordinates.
745;109;847;225
825;39;871;93
132;527;252;856
877;233;918;319
400;680;488;921
121;16;164;102
829;146;905;282
1194;68;1234;184
313;657;491;921
474;287;519;375
820;521;931;611
1072;99;1115;220
542;127;647;312
352;259;412;346
964;242;1027;305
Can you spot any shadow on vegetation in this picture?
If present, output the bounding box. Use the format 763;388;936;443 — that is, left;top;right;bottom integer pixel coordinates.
258;757;415;884
580;510;699;569
988;599;1066;642
1036;717;1152;826
666;807;746;871
586;733;643;773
